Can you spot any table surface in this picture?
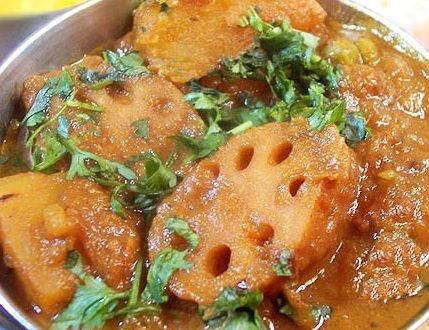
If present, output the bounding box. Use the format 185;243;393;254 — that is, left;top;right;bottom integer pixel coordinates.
355;0;429;47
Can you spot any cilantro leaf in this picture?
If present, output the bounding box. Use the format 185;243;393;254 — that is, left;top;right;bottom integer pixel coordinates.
78;67;117;90
276;289;332;328
51;251;129;330
60;137;137;184
273;250;293;277
139;219;198;305
180;82;230;162
166;217;200;249
22;70;74;127
340;113;372;147
279;303;294;317
111;153;178;217
159;2;169;13
57;115;70;139
131;119;150;140
79;51;150;89
175;130;227;163
201;288;266;330
204;8;372;148
0;155;8;165
185;80;229;126
311;305;332;324
111;259;161;320
32;131;67;172
52;252;158;330
142;247;193;304
137;152;177;194
103;50;150;77
55;70;75;100
79;50;150;90
110;188;127;219
221;48;268;80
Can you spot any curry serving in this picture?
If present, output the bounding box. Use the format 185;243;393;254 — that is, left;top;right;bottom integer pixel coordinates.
0;1;428;329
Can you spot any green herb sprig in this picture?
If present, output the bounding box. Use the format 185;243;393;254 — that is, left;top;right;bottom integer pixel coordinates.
179;8;371;161
79;51;150;89
201;288;267;330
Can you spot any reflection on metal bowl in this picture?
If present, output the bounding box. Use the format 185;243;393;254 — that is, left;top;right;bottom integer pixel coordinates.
0;1;88;63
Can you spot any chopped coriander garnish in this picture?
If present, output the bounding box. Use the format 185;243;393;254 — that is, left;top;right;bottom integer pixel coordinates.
273;250;293;277
183;8;371;156
201;288;266;330
22;70;74;127
51;252;159;330
160;2;169;12
276;290;332;328
103;50;150;77
78;67;116;90
79;51;150;89
110;152;178;218
339;113;372;148
311;304;332;324
279;303;293;317
174;128;227;163
57;115;70;139
60;137;137;184
32;132;67;172
0;154;9;165
166;217;200;249
142;247;193;304
132;119;150;140
142;220;199;304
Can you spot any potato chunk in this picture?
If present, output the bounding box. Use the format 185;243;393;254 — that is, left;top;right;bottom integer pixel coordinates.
133;0;327;82
149;120;358;304
0;173;76;314
0;173;141;313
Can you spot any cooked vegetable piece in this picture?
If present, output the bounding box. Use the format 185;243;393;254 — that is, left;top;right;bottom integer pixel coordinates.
149;120;359;304
22;56;205;174
0;173;141;314
59;179;141;290
279;288;331;328
0;173;76;314
322;38;362;66
81;70;204;168
133;0;327;82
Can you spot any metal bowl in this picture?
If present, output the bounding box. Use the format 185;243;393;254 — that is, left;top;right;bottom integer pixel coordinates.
0;1;88;63
0;0;428;328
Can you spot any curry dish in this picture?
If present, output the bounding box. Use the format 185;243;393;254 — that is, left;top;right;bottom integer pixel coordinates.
0;0;429;329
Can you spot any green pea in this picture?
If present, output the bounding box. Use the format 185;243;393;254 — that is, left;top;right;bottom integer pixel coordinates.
323;38;362;66
357;38;380;65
